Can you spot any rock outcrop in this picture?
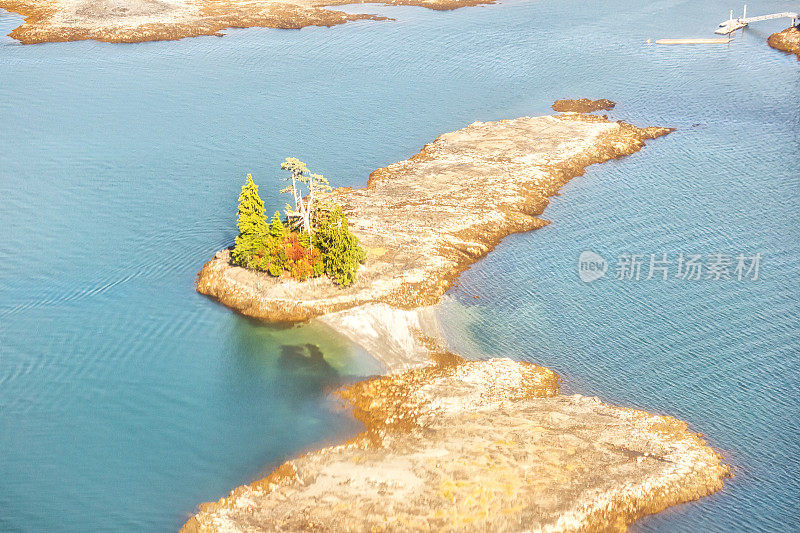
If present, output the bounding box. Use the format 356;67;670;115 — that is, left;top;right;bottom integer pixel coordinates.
768;27;800;61
197;112;672;322
184;105;732;532
182;353;730;532
0;0;490;44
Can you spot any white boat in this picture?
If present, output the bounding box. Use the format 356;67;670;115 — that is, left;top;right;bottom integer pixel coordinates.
715;20;747;34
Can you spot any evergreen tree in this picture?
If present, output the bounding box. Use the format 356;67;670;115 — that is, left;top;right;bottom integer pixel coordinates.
269;211;286;239
231;174;268;267
313;206;366;287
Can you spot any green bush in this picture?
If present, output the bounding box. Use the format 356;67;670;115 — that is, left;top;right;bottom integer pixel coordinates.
312;254;325;277
251;236;285;276
298;230;311;249
313;206;365;287
245;230;323;282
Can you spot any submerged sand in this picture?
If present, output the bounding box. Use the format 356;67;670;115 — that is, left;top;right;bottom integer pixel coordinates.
0;0;488;44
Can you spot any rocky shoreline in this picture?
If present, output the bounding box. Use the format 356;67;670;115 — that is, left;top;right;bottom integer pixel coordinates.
183;102;731;531
0;0;489;44
197;111;672;323
183;346;730;532
768;27;800;61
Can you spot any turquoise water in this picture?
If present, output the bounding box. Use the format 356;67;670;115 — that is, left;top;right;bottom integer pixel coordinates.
1;0;798;530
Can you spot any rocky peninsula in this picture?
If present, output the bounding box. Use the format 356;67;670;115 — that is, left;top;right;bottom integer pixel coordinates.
768;26;800;60
183;348;729;532
184;102;731;531
197;110;672;323
0;0;488;44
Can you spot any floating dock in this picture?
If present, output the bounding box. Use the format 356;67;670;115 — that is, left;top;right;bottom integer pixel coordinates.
655;38;732;44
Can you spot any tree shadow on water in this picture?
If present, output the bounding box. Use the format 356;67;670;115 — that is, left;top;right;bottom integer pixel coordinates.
278;343;340;387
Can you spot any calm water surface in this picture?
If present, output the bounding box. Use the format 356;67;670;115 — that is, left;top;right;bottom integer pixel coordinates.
1;0;798;530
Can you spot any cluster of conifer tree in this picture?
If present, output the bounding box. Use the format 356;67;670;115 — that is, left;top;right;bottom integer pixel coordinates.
231;169;365;287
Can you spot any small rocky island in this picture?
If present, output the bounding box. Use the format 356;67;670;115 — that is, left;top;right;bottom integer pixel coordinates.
197;111;671;322
0;0;488;44
184;101;730;531
551;98;615;113
768;26;800;60
183;352;729;532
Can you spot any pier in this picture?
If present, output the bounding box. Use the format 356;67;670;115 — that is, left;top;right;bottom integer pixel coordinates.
715;5;799;34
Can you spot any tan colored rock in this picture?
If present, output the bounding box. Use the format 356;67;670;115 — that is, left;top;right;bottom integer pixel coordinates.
552;98;616;113
768;27;800;61
197;112;672;322
184;106;731;532
182;354;730;532
0;0;491;44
